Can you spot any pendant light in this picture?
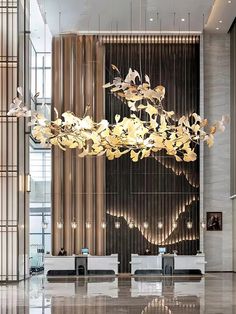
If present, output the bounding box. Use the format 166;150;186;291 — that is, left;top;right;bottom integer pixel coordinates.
158;221;163;229
71;220;77;229
85;222;91;229
57;221;63;229
101;221;106;229
172;221;177;229
187;221;193;229
128;221;135;229
115;221;121;229
143;221;149;229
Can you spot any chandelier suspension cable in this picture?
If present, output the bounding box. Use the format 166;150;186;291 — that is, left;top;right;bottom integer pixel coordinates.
158;13;162;85
173;14;177;230
139;0;143;81
173;12;176;32
56;9;63;231
98;14;101;36
43;9;46;107
144;154;147;229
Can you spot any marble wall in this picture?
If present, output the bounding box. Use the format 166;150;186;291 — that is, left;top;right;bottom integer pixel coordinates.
203;34;232;271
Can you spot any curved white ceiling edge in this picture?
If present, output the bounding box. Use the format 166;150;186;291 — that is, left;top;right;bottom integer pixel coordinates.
205;0;236;33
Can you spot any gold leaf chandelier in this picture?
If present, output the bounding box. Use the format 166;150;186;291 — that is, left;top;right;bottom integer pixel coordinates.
8;66;227;162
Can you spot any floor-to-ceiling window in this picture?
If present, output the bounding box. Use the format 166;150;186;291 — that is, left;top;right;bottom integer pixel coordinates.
29;0;52;272
29;148;51;270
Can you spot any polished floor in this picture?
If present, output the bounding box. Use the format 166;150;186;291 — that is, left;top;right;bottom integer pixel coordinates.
1;273;236;313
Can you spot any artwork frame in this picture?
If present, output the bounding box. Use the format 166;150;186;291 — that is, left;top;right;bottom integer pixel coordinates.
206;212;223;231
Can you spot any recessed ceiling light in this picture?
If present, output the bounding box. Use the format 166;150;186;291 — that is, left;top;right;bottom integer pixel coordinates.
181;18;185;22
219;20;222;23
149;18;153;22
216;27;220;30
228;0;231;3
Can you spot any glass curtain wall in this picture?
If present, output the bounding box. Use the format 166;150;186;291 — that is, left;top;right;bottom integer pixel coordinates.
29;40;52;271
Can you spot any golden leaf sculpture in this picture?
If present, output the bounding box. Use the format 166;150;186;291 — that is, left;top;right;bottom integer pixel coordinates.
8;66;227;162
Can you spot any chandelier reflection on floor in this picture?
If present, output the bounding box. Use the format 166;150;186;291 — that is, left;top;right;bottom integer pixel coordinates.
8;65;227;162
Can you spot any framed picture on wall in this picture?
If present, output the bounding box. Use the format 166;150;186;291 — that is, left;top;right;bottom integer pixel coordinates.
206;212;222;231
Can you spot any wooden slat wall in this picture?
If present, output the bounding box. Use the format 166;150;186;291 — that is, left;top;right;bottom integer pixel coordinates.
51;35;106;256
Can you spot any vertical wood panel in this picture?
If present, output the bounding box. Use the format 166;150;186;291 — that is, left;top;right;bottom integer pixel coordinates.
51;35;106;256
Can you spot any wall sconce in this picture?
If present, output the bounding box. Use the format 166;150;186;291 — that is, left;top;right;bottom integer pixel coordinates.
85;222;91;229
143;221;149;229
57;221;63;229
187;221;193;229
115;221;120;229
201;220;206;229
25;174;31;192
128;221;134;229
101;221;106;229
158;222;163;229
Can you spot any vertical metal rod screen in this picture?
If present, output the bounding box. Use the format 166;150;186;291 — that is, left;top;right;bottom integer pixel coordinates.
0;0;29;282
105;35;200;273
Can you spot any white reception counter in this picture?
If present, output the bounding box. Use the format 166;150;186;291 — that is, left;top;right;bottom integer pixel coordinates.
130;254;206;275
44;254;119;276
130;254;162;275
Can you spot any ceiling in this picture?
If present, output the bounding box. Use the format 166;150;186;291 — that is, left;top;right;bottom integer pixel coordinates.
205;0;236;33
37;0;214;34
31;0;236;52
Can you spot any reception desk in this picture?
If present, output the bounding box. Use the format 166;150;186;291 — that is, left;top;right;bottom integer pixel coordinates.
130;255;162;275
44;254;119;276
174;255;206;274
130;254;206;275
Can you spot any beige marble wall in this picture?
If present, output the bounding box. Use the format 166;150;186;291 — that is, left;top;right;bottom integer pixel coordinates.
203;34;232;271
233;199;236;271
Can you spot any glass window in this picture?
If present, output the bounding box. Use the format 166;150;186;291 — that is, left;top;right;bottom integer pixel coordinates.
29;42;51;266
36;53;43;67
30;234;42;246
44;234;51;254
45;69;51;98
36;69;43;97
30;215;42;233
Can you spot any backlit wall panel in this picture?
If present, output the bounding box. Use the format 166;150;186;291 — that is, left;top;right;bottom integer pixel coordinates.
105;36;200;272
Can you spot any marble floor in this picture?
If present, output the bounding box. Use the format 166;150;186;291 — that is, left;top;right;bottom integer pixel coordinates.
1;273;236;313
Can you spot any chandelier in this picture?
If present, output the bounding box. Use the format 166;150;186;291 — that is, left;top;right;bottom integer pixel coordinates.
8;65;227;162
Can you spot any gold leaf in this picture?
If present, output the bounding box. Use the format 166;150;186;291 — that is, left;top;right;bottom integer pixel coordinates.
210;126;216;134
175;155;182;162
115;114;120;123
183;150;197;162
130;150;139;162
145;104;158;117
102;82;113;88
205;134;214;147
111;64;120;72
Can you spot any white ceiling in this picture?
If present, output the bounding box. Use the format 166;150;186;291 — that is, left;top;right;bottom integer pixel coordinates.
37;0;214;34
30;0;52;52
205;0;236;33
31;0;236;52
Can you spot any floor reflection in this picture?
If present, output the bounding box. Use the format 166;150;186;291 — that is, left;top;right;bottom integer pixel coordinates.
45;276;202;314
1;273;236;313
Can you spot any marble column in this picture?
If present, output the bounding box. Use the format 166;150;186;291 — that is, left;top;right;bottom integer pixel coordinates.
203;34;232;271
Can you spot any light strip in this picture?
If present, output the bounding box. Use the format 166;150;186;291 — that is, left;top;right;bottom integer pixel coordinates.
99;35;200;44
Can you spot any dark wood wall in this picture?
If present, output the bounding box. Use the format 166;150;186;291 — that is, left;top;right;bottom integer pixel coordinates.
105;36;200;273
